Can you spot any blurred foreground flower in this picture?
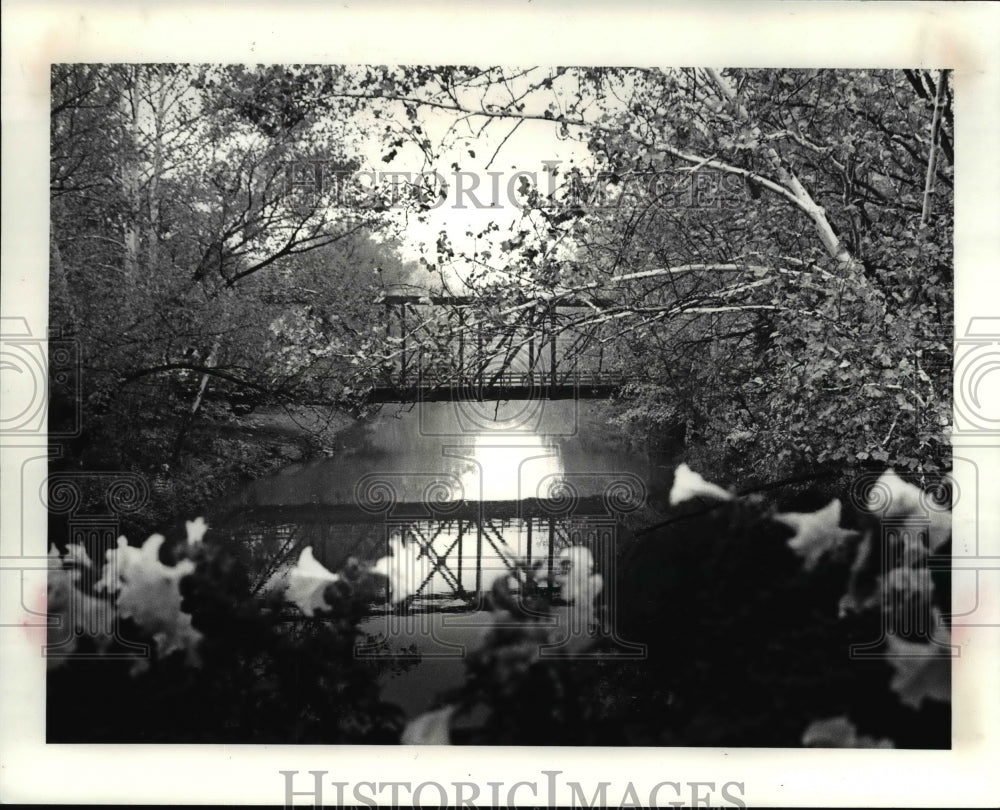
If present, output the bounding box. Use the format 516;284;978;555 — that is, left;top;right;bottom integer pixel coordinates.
371;535;433;603
401;704;456;744
774;499;858;571
556;546;604;606
669;463;733;506
802;716;893;748
868;468;950;551
95;533;201;673
285;546;340;617
885;610;952;709
185;517;208;545
47;545;114;669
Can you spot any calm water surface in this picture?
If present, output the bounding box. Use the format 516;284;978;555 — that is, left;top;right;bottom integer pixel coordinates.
217;400;666;717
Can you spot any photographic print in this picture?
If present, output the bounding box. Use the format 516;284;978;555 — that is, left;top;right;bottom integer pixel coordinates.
4;3;1000;807
44;62;955;750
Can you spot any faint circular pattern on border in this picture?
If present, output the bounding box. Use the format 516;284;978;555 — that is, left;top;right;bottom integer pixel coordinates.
955;345;1000;430
849;471;893;515
106;475;150;513
423;477;464;513
50;344;75;386
45;476;82;515
453;356;543;433
919;473;955;514
354;474;399;514
0;342;47;431
603;474;647;515
537;475;579;515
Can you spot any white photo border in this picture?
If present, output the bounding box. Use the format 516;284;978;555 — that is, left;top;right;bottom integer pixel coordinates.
2;1;998;806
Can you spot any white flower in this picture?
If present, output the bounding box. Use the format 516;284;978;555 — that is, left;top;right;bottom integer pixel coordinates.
401;704;456;744
98;533;201;673
55;543;92;568
867;469;950;550
803;716;894;748
885;611;952;709
774;499;858;571
669;463;733;506
555;546;603;605
869;468;922;517
371;535;432;603
286;546;340;617
47;561;114;670
185;517;208;545
94;536;143;594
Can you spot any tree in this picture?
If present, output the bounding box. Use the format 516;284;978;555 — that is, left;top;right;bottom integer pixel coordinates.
322;67;953;481
49;64;402;527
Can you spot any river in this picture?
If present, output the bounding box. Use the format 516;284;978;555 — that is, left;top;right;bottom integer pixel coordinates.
214;399;670;718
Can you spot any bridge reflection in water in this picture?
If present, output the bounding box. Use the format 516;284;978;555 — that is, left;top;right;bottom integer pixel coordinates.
218;401;653;713
239;507;628;613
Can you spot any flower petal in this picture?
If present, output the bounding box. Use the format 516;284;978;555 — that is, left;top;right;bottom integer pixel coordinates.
286;546;339;617
803;716;894;748
185;517;209;545
870;468;922;517
885;633;951;709
775;499;858;571
669;463;732;506
100;533;201;671
371;536;431;603
401;705;457;745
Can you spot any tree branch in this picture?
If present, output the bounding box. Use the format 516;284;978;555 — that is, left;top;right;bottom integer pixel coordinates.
920;70;947;228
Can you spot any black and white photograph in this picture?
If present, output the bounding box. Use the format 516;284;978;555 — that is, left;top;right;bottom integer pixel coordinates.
3;2;999;807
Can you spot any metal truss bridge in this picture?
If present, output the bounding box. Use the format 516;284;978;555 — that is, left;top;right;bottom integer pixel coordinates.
365;293;628;403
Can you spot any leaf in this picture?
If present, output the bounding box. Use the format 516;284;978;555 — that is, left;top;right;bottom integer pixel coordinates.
286;546;340;617
774;499;858;571
802;716;894;748
401;704;456;744
669;463;733;506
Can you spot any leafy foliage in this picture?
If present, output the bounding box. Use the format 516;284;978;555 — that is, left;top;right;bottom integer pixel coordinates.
47;521;407;743
48;65;953;747
316;67;953;483
49;64;416;534
612;465;950;747
47;459;951;747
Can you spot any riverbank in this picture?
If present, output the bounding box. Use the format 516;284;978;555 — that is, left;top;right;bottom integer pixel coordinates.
215;404;358;460
124;404;360;538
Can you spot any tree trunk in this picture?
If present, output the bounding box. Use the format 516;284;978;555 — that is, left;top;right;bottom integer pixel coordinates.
170;338;221;466
120;66;142;292
49;236;78;336
920;70;947;228
703;69;862;275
